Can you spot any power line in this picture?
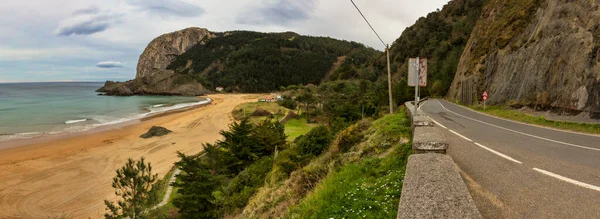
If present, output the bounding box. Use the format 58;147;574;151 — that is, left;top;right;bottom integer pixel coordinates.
349;0;387;48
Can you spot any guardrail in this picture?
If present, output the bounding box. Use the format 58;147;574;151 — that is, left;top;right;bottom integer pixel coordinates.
397;102;481;219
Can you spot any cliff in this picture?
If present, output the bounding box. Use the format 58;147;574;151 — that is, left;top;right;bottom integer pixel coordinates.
448;0;600;118
137;27;213;79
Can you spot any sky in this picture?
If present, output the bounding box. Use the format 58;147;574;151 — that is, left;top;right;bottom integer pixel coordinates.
0;0;450;83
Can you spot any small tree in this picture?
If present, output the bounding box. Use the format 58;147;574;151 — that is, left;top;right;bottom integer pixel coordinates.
104;157;158;219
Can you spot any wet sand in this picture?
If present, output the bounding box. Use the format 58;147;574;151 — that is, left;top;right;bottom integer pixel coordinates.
0;94;259;218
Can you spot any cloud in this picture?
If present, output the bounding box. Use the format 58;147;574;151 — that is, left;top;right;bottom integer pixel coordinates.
0;47;106;61
72;6;100;15
54;7;121;36
96;61;123;68
236;0;316;25
126;0;204;17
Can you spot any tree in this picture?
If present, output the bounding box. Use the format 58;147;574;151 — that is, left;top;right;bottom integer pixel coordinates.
172;152;220;219
104;157;158;219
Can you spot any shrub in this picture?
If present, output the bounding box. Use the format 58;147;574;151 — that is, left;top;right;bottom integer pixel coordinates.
295;126;332;157
252;108;272;117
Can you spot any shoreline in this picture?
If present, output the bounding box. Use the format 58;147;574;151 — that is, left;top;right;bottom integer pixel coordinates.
0;97;212;151
0;93;260;218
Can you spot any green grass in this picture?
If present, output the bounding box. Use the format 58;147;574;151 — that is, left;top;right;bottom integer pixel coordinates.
232;102;289;121
471;105;600;134
287;142;412;218
286;111;412;218
284;116;317;141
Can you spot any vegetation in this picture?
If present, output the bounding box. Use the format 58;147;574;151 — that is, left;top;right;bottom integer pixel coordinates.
242;111;411;218
104;157;159;219
171;119;287;218
167;31;379;93
471;105;600;134
232;102;288;123
335;0;488;99
288;142;411;218
283;116;317;141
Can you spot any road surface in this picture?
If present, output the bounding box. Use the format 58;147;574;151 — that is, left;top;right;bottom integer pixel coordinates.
420;99;600;219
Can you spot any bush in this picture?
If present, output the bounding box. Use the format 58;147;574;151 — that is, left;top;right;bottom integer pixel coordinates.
295;126;332;157
252;108;272;117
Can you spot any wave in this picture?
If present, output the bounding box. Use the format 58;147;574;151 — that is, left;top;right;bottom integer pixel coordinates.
64;119;87;124
0;98;212;142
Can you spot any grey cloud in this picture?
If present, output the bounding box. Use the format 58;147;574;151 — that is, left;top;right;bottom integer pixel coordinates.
72;6;100;15
55;11;121;36
127;0;204;17
96;61;123;68
236;0;316;25
56;20;110;36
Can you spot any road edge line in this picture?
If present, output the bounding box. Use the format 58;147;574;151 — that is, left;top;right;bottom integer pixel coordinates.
449;129;473;142
443;99;600;138
533;168;600;192
474;142;522;164
436;100;600;152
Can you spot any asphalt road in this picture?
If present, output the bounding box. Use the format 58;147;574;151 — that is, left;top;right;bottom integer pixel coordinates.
420;99;600;219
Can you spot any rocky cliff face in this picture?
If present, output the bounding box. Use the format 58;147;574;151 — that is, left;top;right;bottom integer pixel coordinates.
449;0;600;118
97;27;213;96
137;27;213;78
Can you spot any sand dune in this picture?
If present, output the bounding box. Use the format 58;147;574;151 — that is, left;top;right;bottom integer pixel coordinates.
0;94;259;218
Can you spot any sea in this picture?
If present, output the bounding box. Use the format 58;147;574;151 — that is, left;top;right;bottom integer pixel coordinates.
0;82;209;143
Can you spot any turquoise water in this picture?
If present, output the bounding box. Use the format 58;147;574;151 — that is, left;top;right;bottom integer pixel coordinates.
0;82;208;142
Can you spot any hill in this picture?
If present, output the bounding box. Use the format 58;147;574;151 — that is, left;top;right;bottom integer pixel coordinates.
97;29;379;95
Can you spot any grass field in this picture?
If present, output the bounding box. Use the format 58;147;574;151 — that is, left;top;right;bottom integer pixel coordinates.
470;105;600;135
284;116;317;141
231;102;289;122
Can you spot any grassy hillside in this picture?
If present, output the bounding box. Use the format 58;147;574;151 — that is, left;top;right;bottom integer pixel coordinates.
167;31;380;93
241;110;411;218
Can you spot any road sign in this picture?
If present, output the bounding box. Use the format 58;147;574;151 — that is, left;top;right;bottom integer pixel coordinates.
482;91;488;101
408;58;427;87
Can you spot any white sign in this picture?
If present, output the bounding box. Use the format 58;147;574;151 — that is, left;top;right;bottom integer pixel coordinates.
408;58;427;87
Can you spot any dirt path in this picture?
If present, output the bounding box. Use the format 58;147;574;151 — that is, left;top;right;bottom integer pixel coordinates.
0;94;258;219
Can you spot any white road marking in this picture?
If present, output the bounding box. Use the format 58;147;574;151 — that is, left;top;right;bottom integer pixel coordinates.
533;168;600;192
449;129;473;142
474;142;522;164
430;118;448;129
436;100;600;152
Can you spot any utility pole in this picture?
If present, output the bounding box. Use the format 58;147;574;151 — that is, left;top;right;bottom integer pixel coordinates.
387;45;393;114
350;0;393;114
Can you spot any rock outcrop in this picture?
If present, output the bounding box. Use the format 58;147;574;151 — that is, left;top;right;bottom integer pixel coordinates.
449;0;600;118
96;70;209;96
140;126;172;139
137;27;213;78
98;27;213;96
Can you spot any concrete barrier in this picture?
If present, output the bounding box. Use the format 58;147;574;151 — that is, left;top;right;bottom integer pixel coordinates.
397;154;481;219
412;126;448;154
398;101;481;218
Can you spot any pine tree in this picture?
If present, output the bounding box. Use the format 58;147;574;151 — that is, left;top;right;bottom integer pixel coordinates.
104;157;158;219
172;152;219;219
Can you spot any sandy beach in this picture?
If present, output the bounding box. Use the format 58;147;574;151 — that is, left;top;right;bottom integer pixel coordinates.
0;94;259;218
